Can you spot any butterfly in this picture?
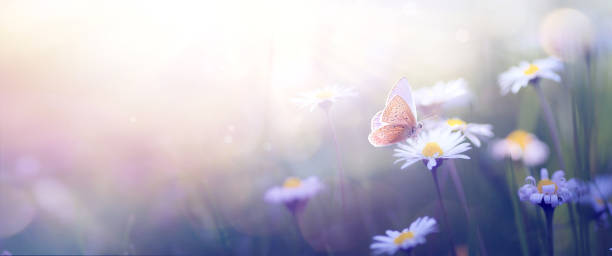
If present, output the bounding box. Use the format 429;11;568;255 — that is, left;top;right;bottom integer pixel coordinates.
368;78;422;147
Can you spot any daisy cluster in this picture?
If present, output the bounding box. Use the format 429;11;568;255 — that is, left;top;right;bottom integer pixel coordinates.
265;51;591;255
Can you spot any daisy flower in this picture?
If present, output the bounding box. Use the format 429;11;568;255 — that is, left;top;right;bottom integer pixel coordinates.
413;78;471;111
444;118;494;147
394;127;471;170
498;57;563;95
292;86;357;112
264;176;323;214
370;216;438;255
577;175;612;222
492;130;549;166
518;168;572;208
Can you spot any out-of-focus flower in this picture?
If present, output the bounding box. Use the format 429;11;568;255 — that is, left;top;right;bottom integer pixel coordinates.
394;128;471;170
492;130;549;166
370;216;438;255
540;8;594;61
413;78;470;112
444;118;494;147
1;250;11;256
292;86;357;112
566;178;580;201
264;176;322;214
576;175;612;223
518;168;571;208
498;57;563;95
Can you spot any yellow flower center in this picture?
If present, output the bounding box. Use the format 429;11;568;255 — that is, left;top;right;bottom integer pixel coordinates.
422;142;443;158
537;179;558;193
595;197;604;206
315;90;334;100
283;177;302;188
524;64;540;75
393;231;415;245
446;118;466;127
506;130;532;150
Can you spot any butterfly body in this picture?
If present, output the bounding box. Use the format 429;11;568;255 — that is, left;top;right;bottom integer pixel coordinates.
368;78;421;147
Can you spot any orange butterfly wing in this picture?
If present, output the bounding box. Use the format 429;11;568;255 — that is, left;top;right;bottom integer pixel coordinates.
368;78;419;147
368;124;408;147
381;95;417;126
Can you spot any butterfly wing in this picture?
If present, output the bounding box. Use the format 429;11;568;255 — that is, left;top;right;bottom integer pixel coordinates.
370;110;383;131
381;95;417;127
368;124;409;147
386;77;417;121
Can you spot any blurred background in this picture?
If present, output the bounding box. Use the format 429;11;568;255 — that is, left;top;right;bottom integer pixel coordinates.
0;0;611;255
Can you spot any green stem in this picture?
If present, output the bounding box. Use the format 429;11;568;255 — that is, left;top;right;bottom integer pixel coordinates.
292;212;306;254
447;160;487;256
431;166;457;256
544;206;555;256
325;109;346;213
526;167;546;252
567;203;579;256
508;162;530;256
532;82;566;171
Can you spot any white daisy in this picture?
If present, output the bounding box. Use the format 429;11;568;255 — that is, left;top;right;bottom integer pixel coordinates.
518;168;572;208
370;216;438;255
264;176;323;213
394;127;471;170
444;118;494;147
413;78;470;111
292;86;357;112
498;57;563;95
492;130;549;167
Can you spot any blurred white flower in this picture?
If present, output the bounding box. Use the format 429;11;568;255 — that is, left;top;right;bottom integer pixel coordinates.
394;128;471;170
498;57;563;95
370;216;438;255
492;130;549;166
444;118;494;147
413;78;470;110
264;176;322;214
518;168;572;208
292;86;357;112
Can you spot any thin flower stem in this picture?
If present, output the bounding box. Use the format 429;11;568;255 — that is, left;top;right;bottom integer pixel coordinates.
543;206;555;256
292;211;307;254
431;167;457;256
325;109;346;212
567;203;579;256
532;82;566;171
508;161;530;256
447;160;487;256
533;81;579;253
570;94;586;256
